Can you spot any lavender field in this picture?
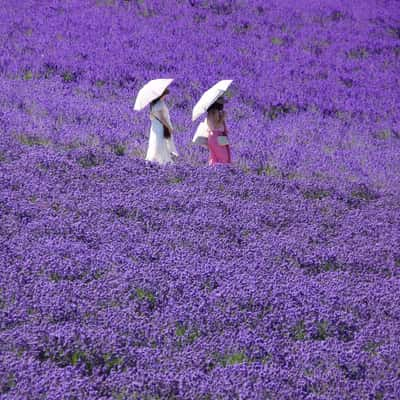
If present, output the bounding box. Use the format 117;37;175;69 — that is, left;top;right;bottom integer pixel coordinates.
1;1;400;399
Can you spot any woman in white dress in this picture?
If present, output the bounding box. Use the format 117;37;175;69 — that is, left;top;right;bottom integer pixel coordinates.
146;89;178;164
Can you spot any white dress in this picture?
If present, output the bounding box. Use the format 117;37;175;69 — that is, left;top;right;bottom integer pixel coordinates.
145;99;178;165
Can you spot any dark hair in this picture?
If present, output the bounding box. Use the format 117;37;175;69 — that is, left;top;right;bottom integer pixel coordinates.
207;101;224;113
150;88;170;108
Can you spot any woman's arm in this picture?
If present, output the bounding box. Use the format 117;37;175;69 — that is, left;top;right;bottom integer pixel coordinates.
154;108;173;132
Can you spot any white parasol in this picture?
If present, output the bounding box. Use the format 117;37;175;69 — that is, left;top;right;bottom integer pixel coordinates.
134;78;174;111
192;80;233;121
192;118;209;146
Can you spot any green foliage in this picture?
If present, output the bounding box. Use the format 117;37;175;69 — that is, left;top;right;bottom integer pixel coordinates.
112;392;126;400
133;287;156;307
266;103;297;120
175;323;187;337
113;143;126;156
347;48;368;59
271;37;283;45
374;129;394;140
103;353;124;372
219;351;248;367
303;189;331;200
168;176;184;184
44;65;57;79
363;341;380;356
175;322;201;347
314;320;329;340
77;152;102;168
202;278;218;292
49;272;61;282
17;134;51;147
23;70;33;80
388;26;400;40
0;290;5;310
1;374;16;394
51;202;61;212
375;391;385;400
257;164;281;177
93;270;105;280
71;350;86;366
322;261;340;272
187;328;201;344
62;71;77;83
330;10;345;21
292;320;307;341
234;22;252;34
351;186;378;202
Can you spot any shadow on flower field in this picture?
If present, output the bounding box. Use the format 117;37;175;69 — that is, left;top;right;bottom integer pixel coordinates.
0;0;400;399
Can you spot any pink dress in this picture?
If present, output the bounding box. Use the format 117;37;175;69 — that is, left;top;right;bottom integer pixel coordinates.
207;123;231;166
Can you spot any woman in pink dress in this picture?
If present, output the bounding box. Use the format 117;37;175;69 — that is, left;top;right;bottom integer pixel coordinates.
206;99;231;165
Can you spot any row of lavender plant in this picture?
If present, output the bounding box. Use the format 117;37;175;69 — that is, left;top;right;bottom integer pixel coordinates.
1;151;399;398
1;0;400;398
0;0;399;191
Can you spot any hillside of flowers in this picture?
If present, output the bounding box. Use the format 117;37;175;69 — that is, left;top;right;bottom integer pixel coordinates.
1;0;400;399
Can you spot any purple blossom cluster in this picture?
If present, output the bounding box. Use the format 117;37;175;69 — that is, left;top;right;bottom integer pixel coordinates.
1;0;400;399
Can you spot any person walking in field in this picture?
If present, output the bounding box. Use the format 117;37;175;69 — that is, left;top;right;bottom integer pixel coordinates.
192;80;232;165
146;88;178;164
205;99;231;165
134;79;178;165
